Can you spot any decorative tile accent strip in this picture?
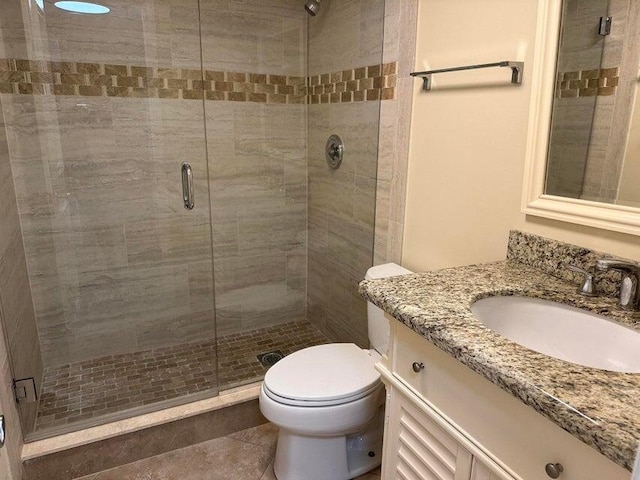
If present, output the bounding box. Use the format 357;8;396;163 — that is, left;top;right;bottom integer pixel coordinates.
308;62;397;104
0;59;306;103
555;67;619;98
0;58;397;103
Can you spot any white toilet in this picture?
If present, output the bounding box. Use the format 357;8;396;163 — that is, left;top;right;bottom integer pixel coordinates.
259;263;412;480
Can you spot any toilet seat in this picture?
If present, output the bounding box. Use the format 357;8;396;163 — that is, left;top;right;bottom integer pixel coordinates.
263;343;381;407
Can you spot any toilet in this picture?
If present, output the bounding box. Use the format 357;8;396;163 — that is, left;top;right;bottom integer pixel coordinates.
259;263;413;480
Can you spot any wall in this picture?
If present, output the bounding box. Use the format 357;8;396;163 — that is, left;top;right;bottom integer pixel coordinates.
0;0;43;445
0;113;28;480
201;0;308;337
306;0;387;347
0;317;23;480
402;0;640;273
373;0;417;266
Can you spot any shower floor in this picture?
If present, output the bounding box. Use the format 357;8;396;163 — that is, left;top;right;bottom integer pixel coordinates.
35;320;329;433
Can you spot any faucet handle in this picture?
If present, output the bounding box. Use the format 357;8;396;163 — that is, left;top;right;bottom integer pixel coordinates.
566;264;597;297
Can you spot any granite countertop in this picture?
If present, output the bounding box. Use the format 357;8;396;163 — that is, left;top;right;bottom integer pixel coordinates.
359;260;640;471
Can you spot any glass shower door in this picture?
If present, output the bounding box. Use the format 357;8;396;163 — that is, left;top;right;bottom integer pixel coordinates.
0;0;218;438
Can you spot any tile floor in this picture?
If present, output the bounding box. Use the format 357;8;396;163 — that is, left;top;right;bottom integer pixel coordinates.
72;423;382;480
36;321;329;432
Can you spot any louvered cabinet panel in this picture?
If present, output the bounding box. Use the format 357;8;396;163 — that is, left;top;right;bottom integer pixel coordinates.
385;389;472;480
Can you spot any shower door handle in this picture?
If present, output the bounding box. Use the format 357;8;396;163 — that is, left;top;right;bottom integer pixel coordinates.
181;162;195;210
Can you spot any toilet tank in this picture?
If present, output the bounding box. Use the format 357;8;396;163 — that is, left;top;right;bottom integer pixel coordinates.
365;263;413;354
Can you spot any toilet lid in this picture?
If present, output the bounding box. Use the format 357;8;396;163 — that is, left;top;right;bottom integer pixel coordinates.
263;343;381;406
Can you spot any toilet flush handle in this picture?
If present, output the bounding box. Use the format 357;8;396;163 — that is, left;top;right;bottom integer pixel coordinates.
412;362;424;373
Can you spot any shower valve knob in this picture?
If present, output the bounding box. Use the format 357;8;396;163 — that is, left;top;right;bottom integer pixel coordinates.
545;463;564;478
412;362;424;373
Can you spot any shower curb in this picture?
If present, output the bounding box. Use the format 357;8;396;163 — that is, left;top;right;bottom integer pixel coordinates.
22;395;265;480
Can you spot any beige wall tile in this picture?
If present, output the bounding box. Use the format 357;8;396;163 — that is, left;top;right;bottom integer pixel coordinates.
0;317;24;480
373;0;416;264
308;0;385;76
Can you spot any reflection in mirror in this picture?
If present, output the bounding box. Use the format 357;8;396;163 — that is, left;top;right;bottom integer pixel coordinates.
545;0;640;208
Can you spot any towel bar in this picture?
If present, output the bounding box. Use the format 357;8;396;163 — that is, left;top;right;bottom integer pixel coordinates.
410;61;524;91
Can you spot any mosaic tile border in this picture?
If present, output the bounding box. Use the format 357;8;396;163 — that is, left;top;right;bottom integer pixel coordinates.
0;59;397;103
556;67;619;98
308;62;397;104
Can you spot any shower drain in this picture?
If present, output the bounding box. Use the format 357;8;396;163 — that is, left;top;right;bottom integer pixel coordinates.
257;350;285;368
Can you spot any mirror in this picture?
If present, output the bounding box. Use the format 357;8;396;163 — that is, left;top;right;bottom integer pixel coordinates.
546;0;640;208
523;0;640;235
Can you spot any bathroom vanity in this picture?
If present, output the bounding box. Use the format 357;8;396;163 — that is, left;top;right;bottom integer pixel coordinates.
378;321;629;479
360;232;639;480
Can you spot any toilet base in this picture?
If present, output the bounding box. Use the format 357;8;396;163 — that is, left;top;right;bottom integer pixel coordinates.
273;407;383;480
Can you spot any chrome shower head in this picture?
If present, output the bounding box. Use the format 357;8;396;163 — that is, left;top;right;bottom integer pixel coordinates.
305;0;321;16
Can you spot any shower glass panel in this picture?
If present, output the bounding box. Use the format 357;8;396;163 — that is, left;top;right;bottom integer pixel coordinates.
201;0;387;391
200;0;313;390
0;0;388;440
306;0;387;349
0;0;218;439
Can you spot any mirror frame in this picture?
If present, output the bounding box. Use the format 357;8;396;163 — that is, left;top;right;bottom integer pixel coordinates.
522;0;640;236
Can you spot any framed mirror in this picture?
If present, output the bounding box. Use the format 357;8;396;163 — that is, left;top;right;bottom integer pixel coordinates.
522;0;640;235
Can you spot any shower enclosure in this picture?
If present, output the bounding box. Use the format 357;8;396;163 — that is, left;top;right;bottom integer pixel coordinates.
0;0;388;440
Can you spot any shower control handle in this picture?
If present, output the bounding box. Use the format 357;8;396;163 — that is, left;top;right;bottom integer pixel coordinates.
545;463;564;478
412;362;424;373
181;162;194;210
325;134;344;169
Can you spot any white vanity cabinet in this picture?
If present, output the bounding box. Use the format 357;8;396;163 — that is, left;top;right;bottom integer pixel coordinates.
378;317;631;480
384;384;513;480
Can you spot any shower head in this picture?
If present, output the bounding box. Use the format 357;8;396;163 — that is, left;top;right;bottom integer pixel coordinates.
305;0;321;16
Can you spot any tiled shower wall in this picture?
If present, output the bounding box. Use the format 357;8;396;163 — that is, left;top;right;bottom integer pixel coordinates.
0;6;44;440
0;97;38;477
0;0;308;366
546;0;640;203
306;0;386;347
200;1;308;337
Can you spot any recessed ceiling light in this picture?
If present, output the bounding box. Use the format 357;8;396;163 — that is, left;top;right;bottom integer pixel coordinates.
54;1;110;14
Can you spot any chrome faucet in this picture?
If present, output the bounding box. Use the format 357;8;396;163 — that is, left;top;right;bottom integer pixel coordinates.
596;258;640;310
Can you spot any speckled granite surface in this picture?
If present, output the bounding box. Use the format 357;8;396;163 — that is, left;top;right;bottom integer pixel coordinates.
360;259;640;471
507;230;624;297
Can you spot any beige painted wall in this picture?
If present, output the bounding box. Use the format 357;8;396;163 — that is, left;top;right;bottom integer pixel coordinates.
402;0;640;272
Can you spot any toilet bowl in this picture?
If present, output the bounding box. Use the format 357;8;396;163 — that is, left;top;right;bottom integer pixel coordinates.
259;263;412;480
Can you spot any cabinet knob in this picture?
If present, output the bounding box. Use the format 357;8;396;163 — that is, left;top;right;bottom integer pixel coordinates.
545;463;564;478
412;362;424;373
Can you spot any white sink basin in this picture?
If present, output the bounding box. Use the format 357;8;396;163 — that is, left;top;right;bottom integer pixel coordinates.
471;296;640;373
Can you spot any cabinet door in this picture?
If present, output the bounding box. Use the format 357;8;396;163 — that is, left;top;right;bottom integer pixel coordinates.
385;388;473;480
470;458;514;480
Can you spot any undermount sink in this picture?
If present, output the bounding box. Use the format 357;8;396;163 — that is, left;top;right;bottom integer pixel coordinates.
471;296;640;373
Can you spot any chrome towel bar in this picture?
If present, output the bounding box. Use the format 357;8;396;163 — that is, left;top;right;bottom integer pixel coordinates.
410;61;524;91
